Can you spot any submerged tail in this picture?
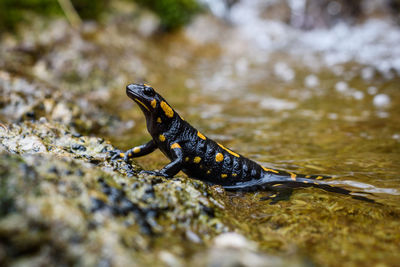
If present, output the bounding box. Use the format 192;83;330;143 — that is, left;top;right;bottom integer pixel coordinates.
223;171;376;203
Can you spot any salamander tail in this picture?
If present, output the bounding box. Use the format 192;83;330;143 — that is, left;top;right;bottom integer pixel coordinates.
267;173;377;203
223;171;376;203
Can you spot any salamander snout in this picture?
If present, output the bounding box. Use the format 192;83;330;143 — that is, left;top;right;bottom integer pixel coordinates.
126;84;135;90
126;83;156;99
126;83;160;115
126;83;140;96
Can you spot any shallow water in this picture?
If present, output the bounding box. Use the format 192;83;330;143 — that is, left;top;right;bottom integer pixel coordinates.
106;9;400;266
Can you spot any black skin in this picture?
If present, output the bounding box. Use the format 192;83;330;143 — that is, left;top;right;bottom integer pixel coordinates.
120;83;374;203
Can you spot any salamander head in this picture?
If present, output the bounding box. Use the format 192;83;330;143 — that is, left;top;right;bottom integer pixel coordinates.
126;83;176;122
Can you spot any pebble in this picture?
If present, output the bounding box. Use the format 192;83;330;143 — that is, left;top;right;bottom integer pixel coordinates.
352;91;364;100
274;62;295;82
304;74;319;88
186;230;202;243
361;67;375;80
214;232;257;250
335;81;348;92
328;113;338;120
159;251;182;267
373;94;391;108
376;111;389;118
19;136;47;153
259;97;297;111
367;86;378;95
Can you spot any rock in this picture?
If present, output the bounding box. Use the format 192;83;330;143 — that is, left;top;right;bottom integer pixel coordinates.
51;102;73;122
0;70;124;136
274;62;295;82
304;74;319;88
335;81;348;92
191;232;294;267
0;120;226;266
259;98;297;111
214;232;257;250
18;135;47;153
373;94;391;108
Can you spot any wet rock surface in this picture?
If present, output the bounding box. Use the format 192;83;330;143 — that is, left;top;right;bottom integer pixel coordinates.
0;68;187;265
0;70;122;137
0;119;227;266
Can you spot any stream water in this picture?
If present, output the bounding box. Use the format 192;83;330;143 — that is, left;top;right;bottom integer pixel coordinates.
106;3;400;266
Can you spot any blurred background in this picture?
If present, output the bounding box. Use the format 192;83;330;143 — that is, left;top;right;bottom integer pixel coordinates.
1;0;399;178
1;0;400;266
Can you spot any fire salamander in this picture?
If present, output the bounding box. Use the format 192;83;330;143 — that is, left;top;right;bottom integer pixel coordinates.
118;83;373;203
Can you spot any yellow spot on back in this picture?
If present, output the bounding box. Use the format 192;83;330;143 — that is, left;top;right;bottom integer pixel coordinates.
193;156;201;163
207;170;211;174
316;176;323;180
180;115;185;121
232;173;237;177
157;117;162;123
159;134;166;142
221;174;228;178
270;194;277;198
160;101;174;118
144;83;150;87
262;166;279;174
135;99;149;111
272;184;282;187
197;131;206;140
150;99;157;108
119;153;125;158
215;153;224;162
290;173;297;181
171;143;181;149
218;143;240;157
128;152;132;157
185;157;189;162
133;147;141;153
305;175;311;178
303;181;309;184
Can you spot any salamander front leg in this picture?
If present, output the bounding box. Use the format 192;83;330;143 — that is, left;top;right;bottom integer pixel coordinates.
140;143;184;178
123;140;157;161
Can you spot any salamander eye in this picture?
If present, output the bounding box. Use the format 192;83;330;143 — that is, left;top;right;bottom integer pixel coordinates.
143;86;155;97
